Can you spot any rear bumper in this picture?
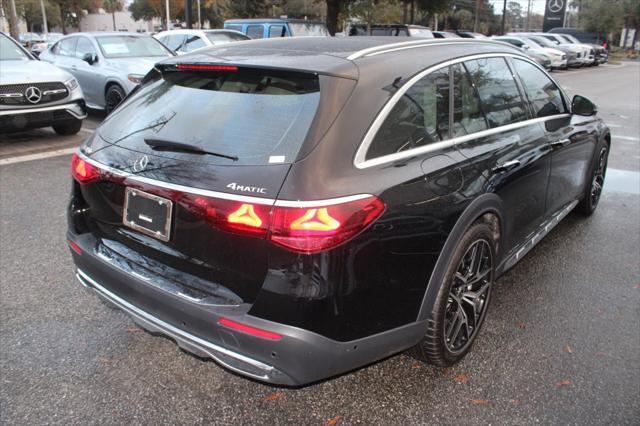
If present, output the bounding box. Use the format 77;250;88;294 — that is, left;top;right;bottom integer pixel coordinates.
0;101;86;132
69;232;426;386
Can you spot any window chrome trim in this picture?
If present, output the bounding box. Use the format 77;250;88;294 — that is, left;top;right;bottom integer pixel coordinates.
346;39;510;60
78;151;374;208
353;52;570;169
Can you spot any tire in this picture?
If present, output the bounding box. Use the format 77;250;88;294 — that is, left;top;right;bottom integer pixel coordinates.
577;143;609;216
410;222;496;367
52;120;82;135
105;84;125;115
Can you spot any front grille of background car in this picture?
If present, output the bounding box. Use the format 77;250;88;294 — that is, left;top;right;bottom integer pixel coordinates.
0;82;68;106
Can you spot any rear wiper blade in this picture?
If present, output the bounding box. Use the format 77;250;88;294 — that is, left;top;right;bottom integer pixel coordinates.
144;138;238;161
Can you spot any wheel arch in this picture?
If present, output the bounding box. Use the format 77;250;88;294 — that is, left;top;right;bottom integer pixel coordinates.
416;193;506;321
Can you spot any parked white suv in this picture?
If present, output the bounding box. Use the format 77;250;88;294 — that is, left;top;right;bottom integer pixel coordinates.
0;32;86;134
154;29;250;55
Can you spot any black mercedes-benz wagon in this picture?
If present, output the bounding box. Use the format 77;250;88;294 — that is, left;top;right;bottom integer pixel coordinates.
68;37;610;386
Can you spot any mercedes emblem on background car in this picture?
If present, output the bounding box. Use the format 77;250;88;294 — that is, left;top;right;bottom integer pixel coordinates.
24;86;42;104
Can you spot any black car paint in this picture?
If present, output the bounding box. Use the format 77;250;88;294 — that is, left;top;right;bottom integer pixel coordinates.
68;37;610;385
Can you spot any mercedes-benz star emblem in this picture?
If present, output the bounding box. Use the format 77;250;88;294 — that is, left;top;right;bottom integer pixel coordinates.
548;0;564;13
133;155;149;173
24;86;42;104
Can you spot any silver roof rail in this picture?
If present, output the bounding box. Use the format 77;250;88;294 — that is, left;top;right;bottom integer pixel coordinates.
347;39;510;61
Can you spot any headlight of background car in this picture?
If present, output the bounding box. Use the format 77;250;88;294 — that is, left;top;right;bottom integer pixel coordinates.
127;74;144;84
65;77;79;91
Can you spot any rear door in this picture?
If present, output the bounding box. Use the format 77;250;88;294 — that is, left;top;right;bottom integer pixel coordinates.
510;58;596;215
454;57;552;255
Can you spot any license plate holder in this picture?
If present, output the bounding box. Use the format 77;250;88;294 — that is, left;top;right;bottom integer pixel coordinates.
123;188;173;242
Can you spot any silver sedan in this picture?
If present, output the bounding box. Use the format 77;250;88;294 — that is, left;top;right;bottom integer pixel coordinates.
40;32;174;113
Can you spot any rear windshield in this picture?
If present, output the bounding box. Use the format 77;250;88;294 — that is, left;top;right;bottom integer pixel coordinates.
98;68;321;166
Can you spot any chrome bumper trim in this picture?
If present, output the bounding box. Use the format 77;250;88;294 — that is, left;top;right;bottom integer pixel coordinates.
75;268;283;383
0;102;87;119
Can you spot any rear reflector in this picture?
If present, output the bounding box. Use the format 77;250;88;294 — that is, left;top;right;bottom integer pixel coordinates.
71;153;101;184
218;317;282;341
175;64;238;72
68;239;82;255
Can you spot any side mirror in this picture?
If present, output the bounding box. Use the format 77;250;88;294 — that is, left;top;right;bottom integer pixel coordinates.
572;95;597;116
82;53;96;65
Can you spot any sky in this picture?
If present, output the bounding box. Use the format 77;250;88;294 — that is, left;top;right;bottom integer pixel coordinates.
487;0;548;15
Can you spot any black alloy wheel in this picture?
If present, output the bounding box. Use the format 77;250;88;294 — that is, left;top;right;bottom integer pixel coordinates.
410;222;496;366
578;144;609;215
105;84;125;115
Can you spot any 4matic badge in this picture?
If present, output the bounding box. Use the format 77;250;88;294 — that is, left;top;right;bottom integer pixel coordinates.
227;182;267;194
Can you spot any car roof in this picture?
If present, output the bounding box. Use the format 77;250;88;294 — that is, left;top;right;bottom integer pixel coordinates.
225;18;325;24
159;37;523;79
66;32;150;38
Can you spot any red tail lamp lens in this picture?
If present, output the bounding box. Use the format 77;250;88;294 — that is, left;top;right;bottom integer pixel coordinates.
218;317;282;341
71;153;100;184
183;196;269;237
270;196;385;253
176;64;238;72
68;239;82;254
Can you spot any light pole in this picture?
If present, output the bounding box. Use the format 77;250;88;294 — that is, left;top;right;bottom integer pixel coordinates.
165;0;170;30
196;0;201;29
501;0;507;34
9;0;18;39
39;0;48;34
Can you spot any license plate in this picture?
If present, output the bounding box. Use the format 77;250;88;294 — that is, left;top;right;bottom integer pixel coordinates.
123;188;173;242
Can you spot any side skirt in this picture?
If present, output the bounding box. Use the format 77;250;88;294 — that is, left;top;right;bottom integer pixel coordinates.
498;199;579;275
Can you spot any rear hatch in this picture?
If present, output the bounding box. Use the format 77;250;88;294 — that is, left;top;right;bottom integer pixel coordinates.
71;63;353;302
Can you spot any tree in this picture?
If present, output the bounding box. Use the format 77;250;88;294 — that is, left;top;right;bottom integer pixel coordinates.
225;0;268;18
129;0;183;25
576;0;625;36
102;0;122;30
506;1;522;31
50;0;90;33
15;0;62;32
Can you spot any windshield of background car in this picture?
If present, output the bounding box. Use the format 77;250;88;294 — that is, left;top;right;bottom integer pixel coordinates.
530;36;556;48
96;36;171;58
0;35;30;60
289;23;330;37
205;32;250;43
98;69;322;166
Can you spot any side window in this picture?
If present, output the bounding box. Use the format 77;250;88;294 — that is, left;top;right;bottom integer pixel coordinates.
371;28;388;36
452;64;489;137
59;37;77;56
183;35;206;52
51;42;60;54
226;25;242;32
366;67;450;160
75;37;96;59
269;25;286;38
464;57;528;128
512;58;567;118
246;25;264;39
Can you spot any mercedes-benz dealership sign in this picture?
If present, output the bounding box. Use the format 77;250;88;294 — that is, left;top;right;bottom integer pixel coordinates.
543;0;567;31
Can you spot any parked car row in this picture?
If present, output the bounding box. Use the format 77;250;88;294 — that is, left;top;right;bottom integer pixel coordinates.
3;23;609;135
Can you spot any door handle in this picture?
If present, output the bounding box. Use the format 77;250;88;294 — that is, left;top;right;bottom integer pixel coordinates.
491;160;521;174
550;138;571;148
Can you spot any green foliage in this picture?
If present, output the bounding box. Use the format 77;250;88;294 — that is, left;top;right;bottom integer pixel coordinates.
572;0;630;34
14;0;62;31
102;0;122;13
225;0;268;18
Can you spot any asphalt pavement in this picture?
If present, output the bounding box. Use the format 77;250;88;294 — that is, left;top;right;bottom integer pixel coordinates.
1;63;638;425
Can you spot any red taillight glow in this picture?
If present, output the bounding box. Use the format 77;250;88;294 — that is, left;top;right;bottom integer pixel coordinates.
175;64;238;72
182;194;385;253
218;317;282;341
71;153;101;184
68;239;82;254
270;196;385;253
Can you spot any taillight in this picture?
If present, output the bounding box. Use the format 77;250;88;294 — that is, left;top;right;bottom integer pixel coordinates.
183;196;270;237
270;196;385;253
71;153;100;184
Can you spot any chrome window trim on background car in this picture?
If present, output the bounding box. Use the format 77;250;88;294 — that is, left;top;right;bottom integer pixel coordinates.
353;52;571;169
77;151;373;208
